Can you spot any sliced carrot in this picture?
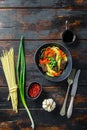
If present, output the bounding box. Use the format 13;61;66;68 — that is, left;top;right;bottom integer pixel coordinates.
62;54;66;58
39;58;50;64
52;70;62;77
57;48;67;59
44;48;55;58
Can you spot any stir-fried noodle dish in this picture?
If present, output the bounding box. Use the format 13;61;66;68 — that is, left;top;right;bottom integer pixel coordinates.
39;46;68;77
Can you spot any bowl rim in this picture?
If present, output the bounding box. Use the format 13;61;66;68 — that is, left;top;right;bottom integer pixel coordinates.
34;42;72;82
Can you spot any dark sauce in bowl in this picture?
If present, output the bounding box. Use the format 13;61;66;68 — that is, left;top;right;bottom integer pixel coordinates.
62;30;76;45
63;30;74;42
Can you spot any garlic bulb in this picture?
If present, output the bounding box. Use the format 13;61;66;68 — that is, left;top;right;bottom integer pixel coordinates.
42;98;56;112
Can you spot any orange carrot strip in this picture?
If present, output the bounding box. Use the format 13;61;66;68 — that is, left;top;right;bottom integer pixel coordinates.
62;54;66;58
39;58;50;64
58;49;66;59
44;48;55;58
52;70;62;77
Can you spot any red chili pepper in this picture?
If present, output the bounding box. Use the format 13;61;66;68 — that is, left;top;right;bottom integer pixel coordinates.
28;83;41;98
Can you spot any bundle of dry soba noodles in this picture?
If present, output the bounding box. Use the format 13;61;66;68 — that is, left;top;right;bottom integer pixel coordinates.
1;48;18;113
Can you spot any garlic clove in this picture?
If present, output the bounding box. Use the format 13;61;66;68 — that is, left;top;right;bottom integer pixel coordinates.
48;106;51;112
46;99;50;104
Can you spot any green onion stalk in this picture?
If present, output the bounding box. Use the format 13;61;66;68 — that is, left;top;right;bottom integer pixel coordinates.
17;36;34;129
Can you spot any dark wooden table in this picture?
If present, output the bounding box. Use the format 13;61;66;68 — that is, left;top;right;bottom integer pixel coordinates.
0;0;87;130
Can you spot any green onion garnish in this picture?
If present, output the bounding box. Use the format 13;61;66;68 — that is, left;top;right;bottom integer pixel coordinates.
17;36;34;129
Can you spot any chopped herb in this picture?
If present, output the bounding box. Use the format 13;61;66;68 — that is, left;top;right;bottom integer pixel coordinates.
48;57;57;68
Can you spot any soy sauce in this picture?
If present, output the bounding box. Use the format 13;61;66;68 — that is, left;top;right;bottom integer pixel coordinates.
62;30;74;43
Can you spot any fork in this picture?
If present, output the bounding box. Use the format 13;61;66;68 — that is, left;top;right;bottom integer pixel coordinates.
60;69;76;116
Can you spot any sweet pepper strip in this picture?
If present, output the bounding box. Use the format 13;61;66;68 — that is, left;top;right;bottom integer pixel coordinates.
17;36;34;129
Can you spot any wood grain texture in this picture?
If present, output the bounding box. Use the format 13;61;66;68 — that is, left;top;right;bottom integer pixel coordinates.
0;109;86;130
0;0;87;8
0;85;87;109
0;40;87;87
0;9;86;39
0;1;87;130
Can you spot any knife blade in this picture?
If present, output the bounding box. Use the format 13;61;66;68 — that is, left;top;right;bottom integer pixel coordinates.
67;69;81;118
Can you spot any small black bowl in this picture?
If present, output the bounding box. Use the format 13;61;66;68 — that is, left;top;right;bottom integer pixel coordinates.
35;43;72;82
62;29;76;45
27;81;42;100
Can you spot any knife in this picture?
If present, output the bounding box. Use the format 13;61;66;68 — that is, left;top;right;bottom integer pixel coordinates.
67;69;81;118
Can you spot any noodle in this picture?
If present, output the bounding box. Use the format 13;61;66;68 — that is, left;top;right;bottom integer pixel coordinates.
1;48;18;113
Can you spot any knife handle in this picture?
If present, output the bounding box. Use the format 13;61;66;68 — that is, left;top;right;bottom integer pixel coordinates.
67;96;74;118
60;83;71;116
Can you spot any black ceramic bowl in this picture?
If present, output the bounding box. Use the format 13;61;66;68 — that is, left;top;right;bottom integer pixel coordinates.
27;81;42;100
35;43;72;82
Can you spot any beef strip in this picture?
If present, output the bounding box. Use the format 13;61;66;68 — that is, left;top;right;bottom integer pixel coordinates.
40;64;47;72
60;60;67;70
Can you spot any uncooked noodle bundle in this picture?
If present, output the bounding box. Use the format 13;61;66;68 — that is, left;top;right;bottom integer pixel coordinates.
1;48;18;113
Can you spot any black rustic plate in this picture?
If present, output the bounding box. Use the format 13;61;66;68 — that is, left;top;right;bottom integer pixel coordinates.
35;43;72;82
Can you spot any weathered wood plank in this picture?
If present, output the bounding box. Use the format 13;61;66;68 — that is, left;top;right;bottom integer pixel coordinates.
0;1;86;130
0;0;87;8
0;109;87;130
0;38;87;130
0;40;87;86
0;9;86;39
0;40;87;68
0;84;87;109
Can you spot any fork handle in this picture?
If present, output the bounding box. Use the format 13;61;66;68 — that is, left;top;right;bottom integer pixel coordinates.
60;84;71;116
